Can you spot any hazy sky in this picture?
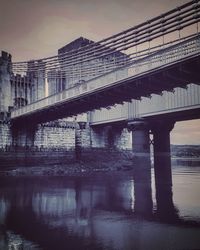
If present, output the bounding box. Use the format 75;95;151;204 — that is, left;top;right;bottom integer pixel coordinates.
0;0;199;144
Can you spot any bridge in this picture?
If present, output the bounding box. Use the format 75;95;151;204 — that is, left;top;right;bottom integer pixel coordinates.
0;0;200;185
8;0;200;123
10;35;200;123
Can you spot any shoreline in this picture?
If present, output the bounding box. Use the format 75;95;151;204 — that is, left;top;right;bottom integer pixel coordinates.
0;158;135;177
1;157;200;177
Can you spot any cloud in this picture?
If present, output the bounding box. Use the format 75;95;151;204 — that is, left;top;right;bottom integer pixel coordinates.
171;120;200;145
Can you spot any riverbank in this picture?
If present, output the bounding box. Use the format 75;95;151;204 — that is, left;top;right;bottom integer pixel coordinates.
1;146;199;177
0;163;134;177
0;148;135;176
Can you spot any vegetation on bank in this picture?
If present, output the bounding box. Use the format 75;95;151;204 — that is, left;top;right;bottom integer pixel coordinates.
171;145;200;158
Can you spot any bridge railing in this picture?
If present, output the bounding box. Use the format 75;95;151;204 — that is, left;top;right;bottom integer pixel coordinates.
11;0;200;78
11;35;200;119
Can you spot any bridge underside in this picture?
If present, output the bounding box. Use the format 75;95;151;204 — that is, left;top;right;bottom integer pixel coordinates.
90;108;200;129
143;106;200;123
11;55;200;127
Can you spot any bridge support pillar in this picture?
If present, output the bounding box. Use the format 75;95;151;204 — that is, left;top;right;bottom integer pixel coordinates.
133;156;153;217
151;120;175;219
75;122;89;160
11;124;36;148
151;121;175;188
128;119;150;159
128;119;152;215
151;121;177;220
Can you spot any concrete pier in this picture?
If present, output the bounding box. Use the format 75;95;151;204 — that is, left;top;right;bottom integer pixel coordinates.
128;119;150;158
151;121;175;187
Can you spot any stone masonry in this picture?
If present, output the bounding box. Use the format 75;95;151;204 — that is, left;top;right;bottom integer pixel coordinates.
90;125;131;149
0;51;12;115
0;122;12;148
34;122;76;149
0;46;132;155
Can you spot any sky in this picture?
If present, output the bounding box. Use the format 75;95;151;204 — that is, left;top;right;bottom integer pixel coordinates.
0;0;199;144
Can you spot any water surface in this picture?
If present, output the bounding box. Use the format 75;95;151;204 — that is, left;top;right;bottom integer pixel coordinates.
0;162;200;250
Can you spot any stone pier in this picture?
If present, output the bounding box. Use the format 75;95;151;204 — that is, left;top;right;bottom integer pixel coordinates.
90;124;131;149
75;121;90;160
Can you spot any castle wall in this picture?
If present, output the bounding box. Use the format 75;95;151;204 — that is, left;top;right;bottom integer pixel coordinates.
0;51;12;113
0;49;132;165
34;122;76;149
0;122;12;149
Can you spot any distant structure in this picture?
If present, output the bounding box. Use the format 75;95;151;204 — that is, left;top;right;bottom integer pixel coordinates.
0;37;129;113
49;37;129;95
0;37;131;151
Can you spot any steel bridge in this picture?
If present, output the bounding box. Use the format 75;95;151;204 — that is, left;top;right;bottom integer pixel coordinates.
1;0;200;198
10;0;200;125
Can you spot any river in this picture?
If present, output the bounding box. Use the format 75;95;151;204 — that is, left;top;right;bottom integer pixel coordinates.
0;161;200;250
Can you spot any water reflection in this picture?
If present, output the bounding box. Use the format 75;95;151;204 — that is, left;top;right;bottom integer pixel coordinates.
0;163;200;249
133;158;153;217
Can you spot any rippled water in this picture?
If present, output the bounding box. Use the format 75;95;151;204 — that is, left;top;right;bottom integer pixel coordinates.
0;162;200;250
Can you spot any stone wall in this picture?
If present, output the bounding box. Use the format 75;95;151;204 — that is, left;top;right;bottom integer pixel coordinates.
90;125;131;149
0;120;92;150
90;126;109;148
0;122;12;149
0;121;133;168
11;75;32;108
34;123;76;149
0;51;12;113
114;128;132;149
75;122;91;149
12;125;35;147
0;118;132;152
